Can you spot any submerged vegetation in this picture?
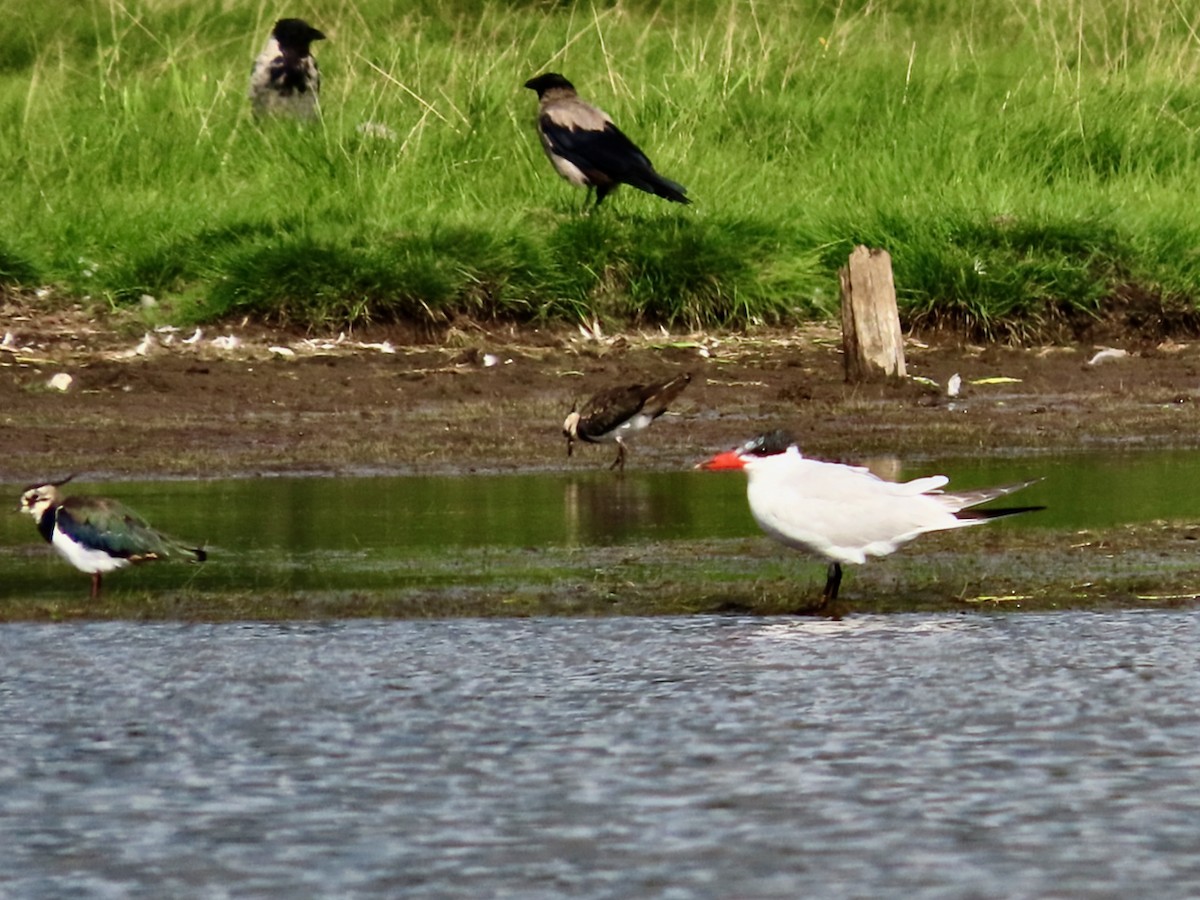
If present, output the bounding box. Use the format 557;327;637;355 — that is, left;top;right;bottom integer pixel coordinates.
3;0;1200;336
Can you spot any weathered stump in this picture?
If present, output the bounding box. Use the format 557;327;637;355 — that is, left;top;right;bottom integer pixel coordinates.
839;245;906;382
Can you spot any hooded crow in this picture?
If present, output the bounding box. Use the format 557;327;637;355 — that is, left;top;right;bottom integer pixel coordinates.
249;18;326;118
524;73;690;209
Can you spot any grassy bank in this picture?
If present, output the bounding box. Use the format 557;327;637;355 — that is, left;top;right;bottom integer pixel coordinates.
2;0;1200;336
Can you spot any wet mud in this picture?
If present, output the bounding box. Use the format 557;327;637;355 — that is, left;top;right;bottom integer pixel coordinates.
4;302;1200;619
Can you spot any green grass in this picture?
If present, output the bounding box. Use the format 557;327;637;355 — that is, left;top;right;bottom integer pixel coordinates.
3;0;1200;335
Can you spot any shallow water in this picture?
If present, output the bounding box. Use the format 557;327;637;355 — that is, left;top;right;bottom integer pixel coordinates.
2;611;1199;898
2;449;1199;600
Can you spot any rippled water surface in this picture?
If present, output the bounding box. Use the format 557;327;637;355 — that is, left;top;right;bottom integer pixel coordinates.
4;611;1200;898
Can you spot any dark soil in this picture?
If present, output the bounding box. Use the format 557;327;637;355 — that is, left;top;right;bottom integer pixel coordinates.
4;300;1200;482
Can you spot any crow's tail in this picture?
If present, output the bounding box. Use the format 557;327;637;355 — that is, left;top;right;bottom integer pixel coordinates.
629;170;690;204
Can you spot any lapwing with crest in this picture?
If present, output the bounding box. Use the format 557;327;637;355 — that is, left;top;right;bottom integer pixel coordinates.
18;476;207;599
563;373;692;471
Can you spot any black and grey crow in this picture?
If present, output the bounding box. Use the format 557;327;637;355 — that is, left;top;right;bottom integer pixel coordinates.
524;73;690;209
249;18;326;118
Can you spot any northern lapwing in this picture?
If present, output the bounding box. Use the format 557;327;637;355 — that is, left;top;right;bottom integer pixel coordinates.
563;373;692;471
18;476;207;600
524;73;690;209
249;18;325;118
698;431;1043;606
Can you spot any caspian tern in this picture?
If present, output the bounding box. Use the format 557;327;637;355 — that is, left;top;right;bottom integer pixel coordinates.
563;373;691;471
698;431;1043;605
18;476;207;600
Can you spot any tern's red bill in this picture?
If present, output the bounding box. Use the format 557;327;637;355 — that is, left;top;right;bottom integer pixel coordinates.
697;450;746;471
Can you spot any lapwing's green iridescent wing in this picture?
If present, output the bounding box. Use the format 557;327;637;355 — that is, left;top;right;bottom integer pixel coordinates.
56;497;203;561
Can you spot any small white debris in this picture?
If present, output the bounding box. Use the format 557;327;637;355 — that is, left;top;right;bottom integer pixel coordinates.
970;376;1022;385
134;332;155;356
268;346;296;357
48;373;73;392
140;294;157;309
356;121;398;141
1;332;15;349
182;328;203;344
482;353;500;367
356;341;396;354
1087;348;1128;366
154;325;179;334
946;373;962;397
211;335;241;351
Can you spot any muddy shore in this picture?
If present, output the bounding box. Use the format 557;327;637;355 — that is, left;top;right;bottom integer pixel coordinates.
4;305;1200;481
4;303;1200;619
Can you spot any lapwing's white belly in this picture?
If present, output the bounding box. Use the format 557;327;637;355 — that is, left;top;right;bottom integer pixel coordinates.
52;528;131;575
599;413;654;443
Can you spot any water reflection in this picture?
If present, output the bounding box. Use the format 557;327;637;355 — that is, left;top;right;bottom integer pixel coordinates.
3;448;1200;599
753;616;984;640
561;474;700;546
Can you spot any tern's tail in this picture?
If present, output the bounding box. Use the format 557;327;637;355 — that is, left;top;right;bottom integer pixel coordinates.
949;478;1044;521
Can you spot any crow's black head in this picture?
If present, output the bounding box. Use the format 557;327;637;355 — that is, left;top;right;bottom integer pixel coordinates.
524;72;575;97
272;18;326;53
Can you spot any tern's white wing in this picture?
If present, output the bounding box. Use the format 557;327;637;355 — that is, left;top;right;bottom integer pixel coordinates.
744;451;974;565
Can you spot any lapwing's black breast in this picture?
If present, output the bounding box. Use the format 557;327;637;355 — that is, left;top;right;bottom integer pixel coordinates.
36;507;56;544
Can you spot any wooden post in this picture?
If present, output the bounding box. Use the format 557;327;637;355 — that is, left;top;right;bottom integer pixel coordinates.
839;245;906;382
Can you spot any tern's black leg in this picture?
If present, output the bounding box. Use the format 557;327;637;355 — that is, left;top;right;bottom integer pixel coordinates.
822;562;842;605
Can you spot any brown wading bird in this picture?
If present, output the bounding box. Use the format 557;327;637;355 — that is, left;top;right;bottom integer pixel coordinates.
563;373;692;471
18;476;207;600
524;72;690;209
249;18;326;118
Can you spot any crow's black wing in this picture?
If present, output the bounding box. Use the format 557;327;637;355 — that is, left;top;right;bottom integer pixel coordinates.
539;114;655;182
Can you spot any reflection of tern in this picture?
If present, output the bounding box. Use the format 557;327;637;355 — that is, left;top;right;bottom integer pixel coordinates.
698;431;1042;606
563;373;691;471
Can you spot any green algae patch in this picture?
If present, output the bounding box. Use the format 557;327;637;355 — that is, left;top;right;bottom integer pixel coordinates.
3;526;1198;623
